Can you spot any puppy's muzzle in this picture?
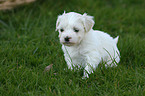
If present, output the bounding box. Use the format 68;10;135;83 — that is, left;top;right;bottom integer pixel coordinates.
63;36;75;46
64;36;71;42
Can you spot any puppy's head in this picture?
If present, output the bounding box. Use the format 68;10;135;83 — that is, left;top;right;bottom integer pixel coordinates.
56;12;94;46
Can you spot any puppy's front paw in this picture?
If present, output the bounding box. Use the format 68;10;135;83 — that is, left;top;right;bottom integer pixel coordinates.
82;71;89;79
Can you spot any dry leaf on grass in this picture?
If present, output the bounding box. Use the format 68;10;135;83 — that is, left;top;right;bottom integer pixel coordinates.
44;64;53;72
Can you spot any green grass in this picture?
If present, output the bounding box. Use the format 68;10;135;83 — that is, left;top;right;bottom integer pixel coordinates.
0;0;145;95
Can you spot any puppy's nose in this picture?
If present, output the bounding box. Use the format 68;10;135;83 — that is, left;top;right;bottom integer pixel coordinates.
64;36;71;42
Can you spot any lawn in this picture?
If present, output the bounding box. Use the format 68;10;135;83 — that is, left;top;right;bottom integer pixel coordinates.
0;0;145;96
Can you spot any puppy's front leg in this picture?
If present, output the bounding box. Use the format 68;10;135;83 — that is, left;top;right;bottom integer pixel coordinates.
83;56;101;78
83;65;93;78
65;58;73;70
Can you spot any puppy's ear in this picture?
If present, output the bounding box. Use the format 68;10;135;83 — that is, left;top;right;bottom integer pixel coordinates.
56;11;66;31
56;15;62;31
82;13;95;32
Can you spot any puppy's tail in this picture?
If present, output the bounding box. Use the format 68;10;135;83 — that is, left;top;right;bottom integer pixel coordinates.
114;36;119;44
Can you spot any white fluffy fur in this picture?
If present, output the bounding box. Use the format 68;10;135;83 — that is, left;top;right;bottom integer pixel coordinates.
56;12;120;78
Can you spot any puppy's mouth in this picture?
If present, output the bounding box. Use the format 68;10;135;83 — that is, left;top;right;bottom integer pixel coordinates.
62;42;75;46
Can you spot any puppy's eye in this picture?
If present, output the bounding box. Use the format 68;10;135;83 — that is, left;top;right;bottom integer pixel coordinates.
73;28;79;33
60;28;64;32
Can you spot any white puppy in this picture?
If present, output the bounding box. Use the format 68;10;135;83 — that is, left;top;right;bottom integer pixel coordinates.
56;12;120;78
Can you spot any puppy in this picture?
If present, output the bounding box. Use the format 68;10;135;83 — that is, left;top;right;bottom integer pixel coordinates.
56;12;120;78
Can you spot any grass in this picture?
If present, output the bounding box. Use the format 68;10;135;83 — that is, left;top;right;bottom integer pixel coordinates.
0;0;145;95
